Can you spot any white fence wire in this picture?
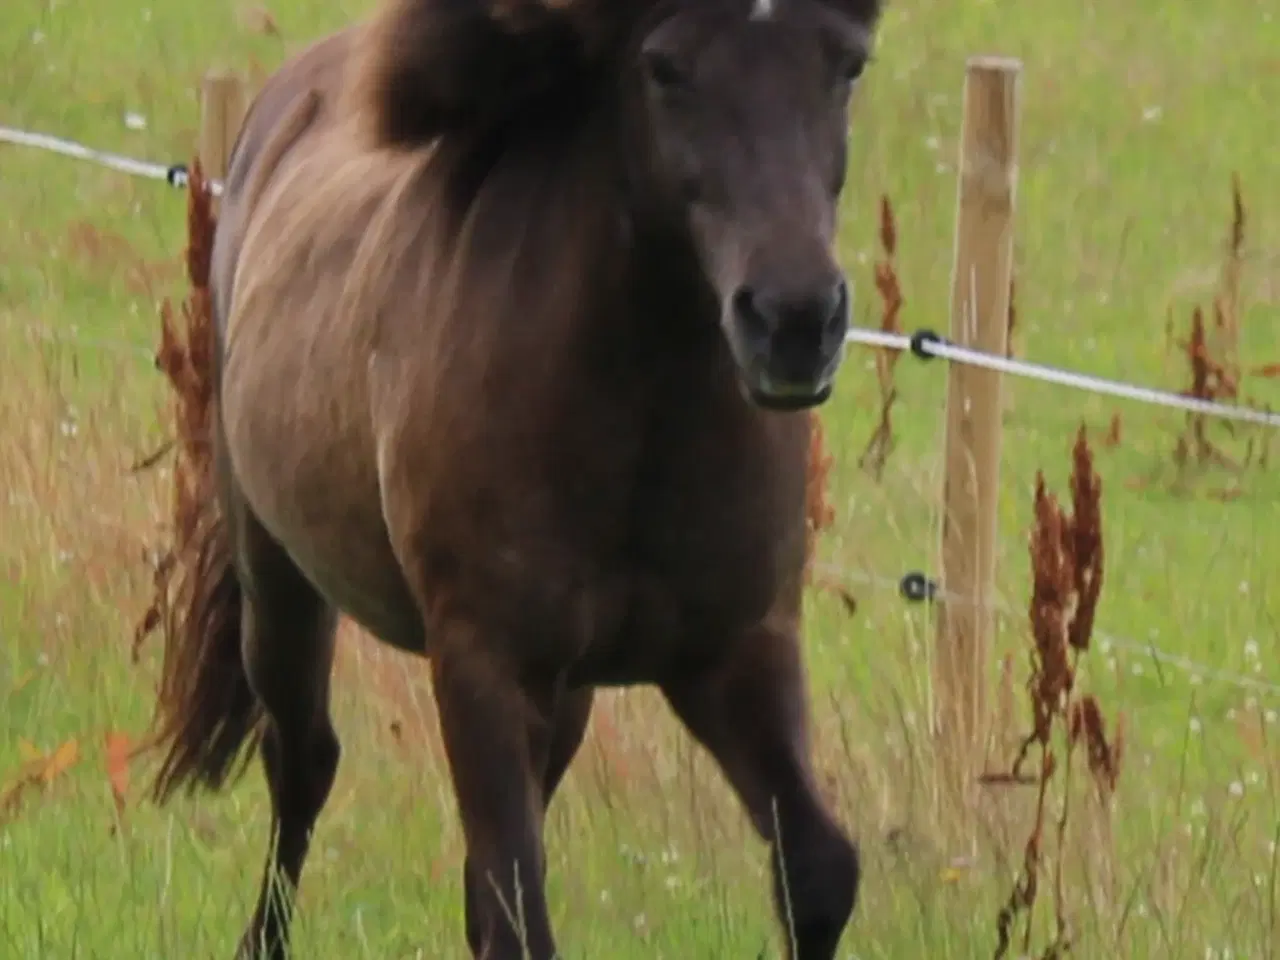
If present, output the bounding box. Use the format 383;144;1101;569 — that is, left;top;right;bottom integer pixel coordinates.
5;122;1279;425
848;329;1280;429
814;564;1280;701
11;124;1276;427
0;125;224;196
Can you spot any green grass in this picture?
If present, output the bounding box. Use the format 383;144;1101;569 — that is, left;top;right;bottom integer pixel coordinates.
2;0;1280;957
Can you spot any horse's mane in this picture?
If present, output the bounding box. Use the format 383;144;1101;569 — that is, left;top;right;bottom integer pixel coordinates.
344;0;631;149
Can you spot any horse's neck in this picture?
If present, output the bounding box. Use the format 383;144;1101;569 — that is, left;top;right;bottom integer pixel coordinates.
622;208;720;332
602;220;739;421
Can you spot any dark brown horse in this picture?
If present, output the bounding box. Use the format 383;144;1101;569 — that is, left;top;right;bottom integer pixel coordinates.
147;0;884;956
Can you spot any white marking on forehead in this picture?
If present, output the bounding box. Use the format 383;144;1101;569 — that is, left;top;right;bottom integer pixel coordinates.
750;0;775;21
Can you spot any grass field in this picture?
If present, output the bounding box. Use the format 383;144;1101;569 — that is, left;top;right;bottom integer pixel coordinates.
3;0;1279;957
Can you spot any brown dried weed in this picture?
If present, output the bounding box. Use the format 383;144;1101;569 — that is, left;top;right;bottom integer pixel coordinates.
981;425;1123;960
1168;176;1274;485
858;195;904;481
132;160;218;663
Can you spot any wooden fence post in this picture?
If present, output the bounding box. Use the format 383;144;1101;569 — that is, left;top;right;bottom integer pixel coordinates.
934;56;1022;806
198;68;247;212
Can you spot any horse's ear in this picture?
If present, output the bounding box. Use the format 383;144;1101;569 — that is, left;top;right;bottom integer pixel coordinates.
351;0;588;148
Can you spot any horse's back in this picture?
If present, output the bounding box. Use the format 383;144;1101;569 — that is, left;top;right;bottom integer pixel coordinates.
211;28;354;343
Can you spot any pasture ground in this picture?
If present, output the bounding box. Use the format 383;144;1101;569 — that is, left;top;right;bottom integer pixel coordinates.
2;0;1279;957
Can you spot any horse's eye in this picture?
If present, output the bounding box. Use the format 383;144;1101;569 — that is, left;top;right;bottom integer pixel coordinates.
642;49;691;94
836;53;867;86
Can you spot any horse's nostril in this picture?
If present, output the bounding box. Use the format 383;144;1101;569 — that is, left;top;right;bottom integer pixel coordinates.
823;280;850;332
732;285;772;343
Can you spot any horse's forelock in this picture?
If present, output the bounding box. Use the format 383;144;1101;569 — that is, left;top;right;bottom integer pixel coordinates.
345;0;651;150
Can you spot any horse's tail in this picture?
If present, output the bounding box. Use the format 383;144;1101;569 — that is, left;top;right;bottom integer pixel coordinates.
148;504;261;804
144;161;262;805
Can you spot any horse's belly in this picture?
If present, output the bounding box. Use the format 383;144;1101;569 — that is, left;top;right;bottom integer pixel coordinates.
244;468;426;651
272;504;425;652
287;545;426;653
220;359;427;653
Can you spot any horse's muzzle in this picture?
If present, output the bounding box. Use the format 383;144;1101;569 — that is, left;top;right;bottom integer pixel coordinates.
726;277;849;411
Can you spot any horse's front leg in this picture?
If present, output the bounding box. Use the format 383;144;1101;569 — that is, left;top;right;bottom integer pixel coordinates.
660;619;860;960
430;632;566;960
